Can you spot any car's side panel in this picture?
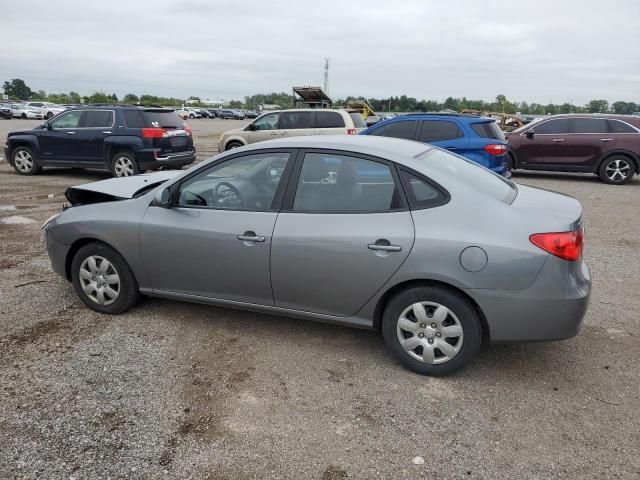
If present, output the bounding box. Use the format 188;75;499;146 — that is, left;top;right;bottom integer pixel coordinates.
7;134;40;159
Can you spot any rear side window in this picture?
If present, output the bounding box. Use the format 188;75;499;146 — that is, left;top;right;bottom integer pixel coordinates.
369;120;416;140
82;110;114;128
315;111;345;128
419;149;517;204
123;110;145;128
348;112;366;128
142;110;182;128
531;118;570;134
607;120;637;133
280;111;313;129
417;120;463;142
572;118;608;134
400;171;446;209
470;121;505;141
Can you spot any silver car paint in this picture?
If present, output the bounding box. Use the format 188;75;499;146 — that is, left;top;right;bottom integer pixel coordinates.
45;135;591;342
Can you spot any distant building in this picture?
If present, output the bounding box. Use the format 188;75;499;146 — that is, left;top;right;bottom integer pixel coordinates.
259;104;282;111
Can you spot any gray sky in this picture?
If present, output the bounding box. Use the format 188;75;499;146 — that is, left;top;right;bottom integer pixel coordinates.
1;0;638;104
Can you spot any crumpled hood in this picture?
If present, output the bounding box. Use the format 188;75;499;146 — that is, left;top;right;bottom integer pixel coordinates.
65;170;181;205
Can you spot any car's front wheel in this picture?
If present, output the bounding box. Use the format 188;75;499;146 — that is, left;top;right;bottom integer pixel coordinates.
111;152;140;177
11;146;41;175
598;156;635;184
225;141;244;151
46;112;54;119
71;242;140;314
382;286;482;376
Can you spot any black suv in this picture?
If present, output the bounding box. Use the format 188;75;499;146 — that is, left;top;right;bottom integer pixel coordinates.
4;105;196;177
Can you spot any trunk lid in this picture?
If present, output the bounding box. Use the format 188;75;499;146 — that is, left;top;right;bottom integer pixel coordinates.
512;184;583;231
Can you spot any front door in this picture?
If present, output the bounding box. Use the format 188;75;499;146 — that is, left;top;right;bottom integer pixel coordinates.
517;117;570;166
139;150;294;304
563;117;611;168
247;112;282;144
39;110;84;162
271;151;414;317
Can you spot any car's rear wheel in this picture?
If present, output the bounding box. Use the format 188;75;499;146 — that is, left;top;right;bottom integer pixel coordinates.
382;286;482;376
598;156;635;184
507;152;516;171
225;141;244;150
20;113;26;119
111;152;139;177
71;243;140;314
11;146;41;175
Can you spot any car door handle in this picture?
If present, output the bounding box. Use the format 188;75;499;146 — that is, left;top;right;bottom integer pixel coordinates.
445;146;458;150
601;138;613;142
269;132;279;136
66;131;76;135
237;232;265;243
368;243;402;252
102;131;112;134
552;138;565;143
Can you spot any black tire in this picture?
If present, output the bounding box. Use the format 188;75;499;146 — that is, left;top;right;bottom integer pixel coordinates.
598;156;635;185
110;151;140;177
21;113;26;119
381;286;482;376
46;112;53;119
71;242;140;314
507;152;515;171
225;141;244;151
11;146;41;175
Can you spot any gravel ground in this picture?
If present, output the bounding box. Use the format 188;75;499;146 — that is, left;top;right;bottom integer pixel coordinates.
0;118;639;479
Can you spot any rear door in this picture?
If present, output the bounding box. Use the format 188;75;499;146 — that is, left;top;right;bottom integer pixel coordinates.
271;150;414;316
416;120;467;152
516;117;571;166
76;109;114;164
277;111;314;139
563;117;611;167
38;109;85;162
314;110;348;135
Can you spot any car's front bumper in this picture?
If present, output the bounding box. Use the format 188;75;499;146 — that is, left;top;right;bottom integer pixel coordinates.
466;256;591;343
45;229;71;279
136;149;196;171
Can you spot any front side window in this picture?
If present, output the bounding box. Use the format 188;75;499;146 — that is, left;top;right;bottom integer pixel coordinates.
530;118;570;135
82;110;114;128
369;120;415;140
417;120;463;142
177;152;290;210
293;153;400;212
252;113;280;131
50;110;83;129
572;118;609;134
315;111;345;128
280;111;313;129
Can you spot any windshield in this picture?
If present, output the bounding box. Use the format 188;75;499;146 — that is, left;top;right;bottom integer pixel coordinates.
419;148;517;204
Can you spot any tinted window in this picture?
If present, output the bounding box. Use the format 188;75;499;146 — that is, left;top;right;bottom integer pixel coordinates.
142;110;181;128
50;110;83;129
178;153;290;210
572;118;608;134
293;153;400;212
280;111;313;129
401;171;445;209
471;121;505;141
370;120;415;140
417;120;463;142
419;149;517;204
82;110;114;128
315;111;345;128
531;118;570;134
253;113;279;130
348;112;366;128
123;110;145;128
608;120;637;133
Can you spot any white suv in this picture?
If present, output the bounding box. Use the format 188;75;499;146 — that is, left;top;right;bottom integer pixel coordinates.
25;102;66;119
218;109;366;151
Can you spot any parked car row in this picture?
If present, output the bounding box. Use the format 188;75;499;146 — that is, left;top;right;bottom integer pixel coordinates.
0;101;69;119
174;107;260;120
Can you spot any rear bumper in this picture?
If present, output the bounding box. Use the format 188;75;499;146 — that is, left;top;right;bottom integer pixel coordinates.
466;257;591;343
136;149;196;171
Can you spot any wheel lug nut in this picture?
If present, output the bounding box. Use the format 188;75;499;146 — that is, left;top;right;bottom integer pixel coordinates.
431;323;436;328
420;323;426;328
428;338;434;344
436;332;441;337
418;333;424;338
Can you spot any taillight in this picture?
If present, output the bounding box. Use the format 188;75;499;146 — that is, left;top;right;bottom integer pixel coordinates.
184;126;192;136
530;229;583;261
483;144;508;156
347;128;357;135
142;128;167;138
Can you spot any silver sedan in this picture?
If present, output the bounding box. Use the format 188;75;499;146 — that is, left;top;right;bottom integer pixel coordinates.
43;136;591;375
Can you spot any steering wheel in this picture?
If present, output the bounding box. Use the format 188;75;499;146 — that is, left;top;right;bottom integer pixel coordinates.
182;190;208;206
214;182;243;208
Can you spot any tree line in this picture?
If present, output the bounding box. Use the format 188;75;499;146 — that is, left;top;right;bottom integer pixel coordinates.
3;79;639;115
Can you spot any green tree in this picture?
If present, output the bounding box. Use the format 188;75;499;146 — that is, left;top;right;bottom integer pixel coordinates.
228;100;244;109
86;91;110;104
68;91;81;103
3;78;33;100
123;93;139;104
586;99;609;113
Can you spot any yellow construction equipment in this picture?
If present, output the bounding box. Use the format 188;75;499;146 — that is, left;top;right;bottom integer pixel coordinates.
346;100;376;119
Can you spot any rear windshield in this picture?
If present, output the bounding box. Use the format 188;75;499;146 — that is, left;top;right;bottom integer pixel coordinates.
142;110;183;128
471;121;505;141
348;112;366;128
420;148;517;204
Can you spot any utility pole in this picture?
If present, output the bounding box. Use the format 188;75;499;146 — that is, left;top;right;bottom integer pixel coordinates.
324;58;330;94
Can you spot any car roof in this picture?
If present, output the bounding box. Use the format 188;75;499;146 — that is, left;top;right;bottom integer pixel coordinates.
379;113;495;123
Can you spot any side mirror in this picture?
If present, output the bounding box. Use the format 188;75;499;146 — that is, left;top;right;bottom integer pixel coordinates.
152;187;172;208
246;123;256;131
525;129;534;138
42;121;51;130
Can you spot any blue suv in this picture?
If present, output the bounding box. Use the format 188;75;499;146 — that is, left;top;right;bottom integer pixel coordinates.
360;113;509;176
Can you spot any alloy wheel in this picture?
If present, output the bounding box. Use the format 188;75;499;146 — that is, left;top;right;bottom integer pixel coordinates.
605;159;631;182
113;156;135;177
79;255;120;305
396;301;464;364
14;150;33;173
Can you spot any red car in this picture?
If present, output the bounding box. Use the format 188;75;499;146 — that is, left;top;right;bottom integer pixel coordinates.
506;114;640;184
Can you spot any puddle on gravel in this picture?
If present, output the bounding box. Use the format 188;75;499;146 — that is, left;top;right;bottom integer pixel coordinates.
0;205;17;211
0;215;36;225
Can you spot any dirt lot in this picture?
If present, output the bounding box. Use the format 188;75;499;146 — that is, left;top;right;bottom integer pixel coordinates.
0;118;638;479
